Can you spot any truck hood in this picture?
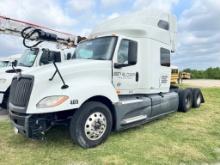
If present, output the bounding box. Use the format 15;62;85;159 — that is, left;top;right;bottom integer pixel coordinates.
24;59;113;113
0;60;112;92
22;59;112;77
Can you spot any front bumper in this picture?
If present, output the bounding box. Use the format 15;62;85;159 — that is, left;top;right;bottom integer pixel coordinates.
9;110;52;139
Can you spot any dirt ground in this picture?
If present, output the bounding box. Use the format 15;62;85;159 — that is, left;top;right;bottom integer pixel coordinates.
182;79;220;88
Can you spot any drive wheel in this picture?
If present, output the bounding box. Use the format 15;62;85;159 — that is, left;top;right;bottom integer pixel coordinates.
70;101;112;148
192;88;202;108
178;89;193;112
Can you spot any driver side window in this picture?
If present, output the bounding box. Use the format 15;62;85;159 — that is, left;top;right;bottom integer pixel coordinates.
117;39;129;64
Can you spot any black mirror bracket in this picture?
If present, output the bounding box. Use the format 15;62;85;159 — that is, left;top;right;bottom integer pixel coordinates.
49;61;69;89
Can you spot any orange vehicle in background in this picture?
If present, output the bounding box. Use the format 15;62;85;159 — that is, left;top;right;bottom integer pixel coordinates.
181;72;191;79
171;66;191;84
171;66;179;84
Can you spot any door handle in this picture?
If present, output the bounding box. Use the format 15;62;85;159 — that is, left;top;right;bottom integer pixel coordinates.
136;72;139;82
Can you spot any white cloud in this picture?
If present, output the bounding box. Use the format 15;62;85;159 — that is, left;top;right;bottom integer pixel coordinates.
107;13;120;20
173;0;220;69
0;0;78;56
101;0;125;7
133;0;179;12
68;0;94;12
0;0;77;31
0;35;24;56
81;28;92;36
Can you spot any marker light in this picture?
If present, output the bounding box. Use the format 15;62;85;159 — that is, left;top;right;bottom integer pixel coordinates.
36;95;69;108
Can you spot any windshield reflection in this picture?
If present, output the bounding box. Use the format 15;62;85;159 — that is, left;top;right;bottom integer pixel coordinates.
17;48;39;67
73;36;117;60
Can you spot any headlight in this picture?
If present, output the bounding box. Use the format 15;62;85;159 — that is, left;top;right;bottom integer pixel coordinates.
0;78;6;84
36;95;69;108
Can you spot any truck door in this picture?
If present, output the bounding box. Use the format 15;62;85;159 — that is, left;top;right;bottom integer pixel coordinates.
113;38;139;94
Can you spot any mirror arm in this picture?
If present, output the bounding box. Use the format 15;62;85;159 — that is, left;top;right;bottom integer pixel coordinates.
49;61;69;89
49;70;57;81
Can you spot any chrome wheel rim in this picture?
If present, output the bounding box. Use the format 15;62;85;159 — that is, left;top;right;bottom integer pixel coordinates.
197;95;201;105
84;112;107;141
185;96;191;109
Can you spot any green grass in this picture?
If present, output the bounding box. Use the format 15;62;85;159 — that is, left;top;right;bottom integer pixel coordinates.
0;88;220;165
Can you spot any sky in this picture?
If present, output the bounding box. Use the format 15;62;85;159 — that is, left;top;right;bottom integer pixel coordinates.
0;0;219;70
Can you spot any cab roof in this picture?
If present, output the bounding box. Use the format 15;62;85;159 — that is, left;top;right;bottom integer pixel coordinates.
91;10;177;52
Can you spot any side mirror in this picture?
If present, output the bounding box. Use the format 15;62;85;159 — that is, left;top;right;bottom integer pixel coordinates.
41;50;61;65
40;50;50;65
50;52;61;63
12;60;17;67
128;41;137;65
66;53;71;60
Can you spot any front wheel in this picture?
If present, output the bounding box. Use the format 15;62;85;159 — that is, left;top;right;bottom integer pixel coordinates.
69;101;112;148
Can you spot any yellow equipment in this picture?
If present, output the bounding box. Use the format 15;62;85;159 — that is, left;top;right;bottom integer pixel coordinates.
171;66;179;84
181;72;191;79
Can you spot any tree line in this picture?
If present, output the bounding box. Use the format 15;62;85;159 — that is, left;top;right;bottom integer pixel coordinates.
183;67;220;79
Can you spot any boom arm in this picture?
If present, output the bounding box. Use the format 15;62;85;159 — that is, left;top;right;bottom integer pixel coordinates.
0;15;85;48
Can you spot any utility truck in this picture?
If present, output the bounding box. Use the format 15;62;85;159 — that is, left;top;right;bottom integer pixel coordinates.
0;54;21;68
0;16;77;108
8;10;204;148
0;46;74;108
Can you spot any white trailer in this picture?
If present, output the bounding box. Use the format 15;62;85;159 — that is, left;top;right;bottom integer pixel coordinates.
8;10;204;148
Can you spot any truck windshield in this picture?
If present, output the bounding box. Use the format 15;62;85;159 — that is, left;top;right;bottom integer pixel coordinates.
0;61;9;68
73;36;117;60
17;48;39;67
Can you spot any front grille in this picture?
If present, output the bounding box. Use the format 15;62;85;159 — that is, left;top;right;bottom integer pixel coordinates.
9;76;34;108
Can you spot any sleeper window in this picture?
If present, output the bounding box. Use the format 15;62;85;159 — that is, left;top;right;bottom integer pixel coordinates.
160;48;170;67
158;20;169;30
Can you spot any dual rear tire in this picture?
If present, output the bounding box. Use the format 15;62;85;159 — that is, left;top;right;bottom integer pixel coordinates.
178;88;203;112
192;88;203;108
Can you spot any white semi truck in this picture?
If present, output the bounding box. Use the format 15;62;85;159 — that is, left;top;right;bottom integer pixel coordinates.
8;10;204;148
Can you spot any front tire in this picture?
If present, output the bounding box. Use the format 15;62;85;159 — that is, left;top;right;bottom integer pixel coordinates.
69;101;112;148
